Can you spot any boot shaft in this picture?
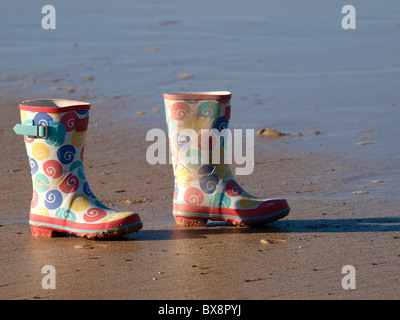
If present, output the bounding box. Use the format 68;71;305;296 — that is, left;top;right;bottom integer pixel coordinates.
15;99;92;207
164;92;232;172
17;99;90;178
164;91;231;132
163;92;235;199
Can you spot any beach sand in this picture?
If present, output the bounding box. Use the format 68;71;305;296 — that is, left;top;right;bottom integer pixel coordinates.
1;0;399;300
1;94;399;300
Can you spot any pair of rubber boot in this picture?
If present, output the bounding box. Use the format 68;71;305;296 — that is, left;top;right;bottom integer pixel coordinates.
13;91;290;239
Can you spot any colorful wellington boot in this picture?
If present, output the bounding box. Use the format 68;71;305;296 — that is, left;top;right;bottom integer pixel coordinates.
164;91;290;227
13;99;143;239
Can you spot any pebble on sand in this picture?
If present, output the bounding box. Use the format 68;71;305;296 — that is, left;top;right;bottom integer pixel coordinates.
352;190;369;194
118;198;151;205
74;244;94;250
178;73;193;80
257;128;288;137
356;141;372;146
260;239;286;245
136;111;145;115
309;130;321;135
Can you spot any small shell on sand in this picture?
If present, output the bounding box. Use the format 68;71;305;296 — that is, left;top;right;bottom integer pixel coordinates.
178;73;193;80
260;239;286;245
309;130;321;135
136;111;145;115
356;141;372;146
371;180;383;184
118;198;151;204
74;244;94;250
352;190;369;194
257;128;288;137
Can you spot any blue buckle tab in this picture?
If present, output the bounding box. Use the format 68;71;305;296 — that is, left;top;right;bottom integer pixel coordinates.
13;120;66;140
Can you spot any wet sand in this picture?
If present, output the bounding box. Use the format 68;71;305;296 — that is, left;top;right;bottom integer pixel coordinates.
1;94;399;300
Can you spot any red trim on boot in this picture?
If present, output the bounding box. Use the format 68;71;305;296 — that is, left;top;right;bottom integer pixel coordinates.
163;92;231;104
